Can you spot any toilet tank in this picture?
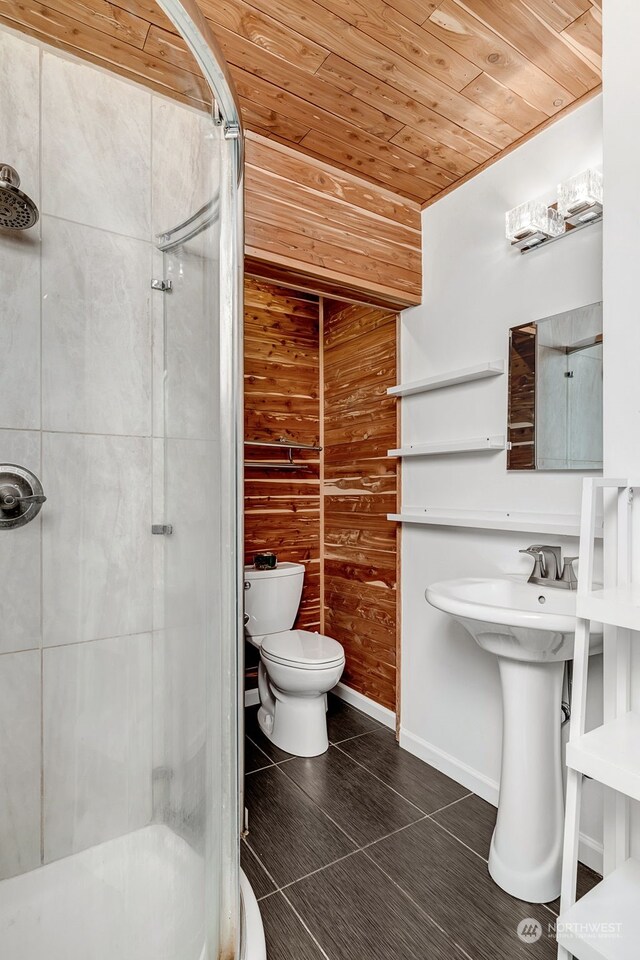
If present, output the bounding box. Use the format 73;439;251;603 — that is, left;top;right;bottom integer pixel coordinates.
244;562;304;637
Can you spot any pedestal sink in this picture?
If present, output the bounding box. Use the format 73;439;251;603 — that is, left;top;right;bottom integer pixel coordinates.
426;576;602;904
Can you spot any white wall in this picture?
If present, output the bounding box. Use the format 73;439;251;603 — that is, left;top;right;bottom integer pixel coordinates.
399;95;604;868
0;25;211;878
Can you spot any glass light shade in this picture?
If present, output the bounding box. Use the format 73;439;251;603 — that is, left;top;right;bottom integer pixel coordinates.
505;200;565;242
557;169;603;218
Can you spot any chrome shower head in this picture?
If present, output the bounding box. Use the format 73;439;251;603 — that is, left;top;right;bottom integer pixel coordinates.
0;164;39;230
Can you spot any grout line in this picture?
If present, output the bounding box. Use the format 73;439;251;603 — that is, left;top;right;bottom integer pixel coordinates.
274;848;361;896
359;815;428;852
425;812;495;867
270;764;361;848
425;791;474;819
244;734;274;762
241;839;280;899
328;727;382;746
329;741;429;816
244;764;273;777
359;848;476;960
280;888;333;960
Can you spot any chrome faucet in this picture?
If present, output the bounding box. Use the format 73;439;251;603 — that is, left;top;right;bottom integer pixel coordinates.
519;544;578;590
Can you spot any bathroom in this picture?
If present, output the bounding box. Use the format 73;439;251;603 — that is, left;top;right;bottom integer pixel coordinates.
0;1;638;958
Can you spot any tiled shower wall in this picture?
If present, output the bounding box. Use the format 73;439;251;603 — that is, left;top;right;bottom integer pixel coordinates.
0;25;210;879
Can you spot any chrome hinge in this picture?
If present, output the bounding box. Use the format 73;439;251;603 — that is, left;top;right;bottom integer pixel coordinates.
224;121;241;140
152;524;173;535
213;99;223;126
151;279;172;293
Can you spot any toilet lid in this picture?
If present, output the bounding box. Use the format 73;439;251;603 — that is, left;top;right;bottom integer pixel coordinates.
261;629;345;668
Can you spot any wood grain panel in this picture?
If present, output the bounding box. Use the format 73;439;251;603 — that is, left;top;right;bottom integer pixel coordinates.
244;277;321;638
2;0;601;207
323;300;399;713
245;132;422;310
507;323;536;471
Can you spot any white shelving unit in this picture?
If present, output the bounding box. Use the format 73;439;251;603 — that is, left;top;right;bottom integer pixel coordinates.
565;712;640;804
558;858;640;960
387;507;603;538
387;360;504;397
388;435;505;457
557;477;638;960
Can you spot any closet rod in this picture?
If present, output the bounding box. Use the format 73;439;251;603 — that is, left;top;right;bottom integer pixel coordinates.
244;439;323;452
243;461;314;471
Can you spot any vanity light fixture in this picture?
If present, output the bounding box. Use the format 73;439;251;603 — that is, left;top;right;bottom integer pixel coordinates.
557;168;603;226
506;168;603;255
505;200;565;252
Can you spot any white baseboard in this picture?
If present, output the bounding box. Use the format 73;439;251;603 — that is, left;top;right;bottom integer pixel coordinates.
332;682;396;730
399;726;603;875
244;688;260;707
399;727;499;804
578;832;603;875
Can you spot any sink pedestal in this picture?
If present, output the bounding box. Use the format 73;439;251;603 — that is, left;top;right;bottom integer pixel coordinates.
489;656;564;903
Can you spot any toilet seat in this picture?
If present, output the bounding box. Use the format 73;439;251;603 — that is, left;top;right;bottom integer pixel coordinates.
261;629;344;670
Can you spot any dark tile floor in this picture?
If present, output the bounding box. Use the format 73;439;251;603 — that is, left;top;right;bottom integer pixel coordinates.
242;695;601;960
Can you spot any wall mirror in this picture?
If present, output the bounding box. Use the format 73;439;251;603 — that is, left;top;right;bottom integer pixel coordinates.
507;301;603;471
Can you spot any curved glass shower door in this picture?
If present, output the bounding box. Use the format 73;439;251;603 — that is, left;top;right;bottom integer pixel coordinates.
0;6;242;958
155;123;241;960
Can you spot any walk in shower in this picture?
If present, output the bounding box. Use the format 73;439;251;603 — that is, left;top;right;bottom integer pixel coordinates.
0;2;243;957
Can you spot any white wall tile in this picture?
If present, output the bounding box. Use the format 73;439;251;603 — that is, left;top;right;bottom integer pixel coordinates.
0;28;40;205
0;650;41;879
42;217;152;436
41;52;151;239
0;31;41;431
0;430;42;653
42;432;153;646
0;229;41;431
43;633;152;861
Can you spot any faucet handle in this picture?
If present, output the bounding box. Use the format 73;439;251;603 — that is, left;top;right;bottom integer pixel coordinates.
560;556;578;589
519;547;546;580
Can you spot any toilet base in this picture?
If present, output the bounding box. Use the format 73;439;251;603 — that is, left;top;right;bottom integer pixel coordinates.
258;694;329;758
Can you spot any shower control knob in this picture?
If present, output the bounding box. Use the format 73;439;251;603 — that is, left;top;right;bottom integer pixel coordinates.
0;465;47;529
0;491;46;509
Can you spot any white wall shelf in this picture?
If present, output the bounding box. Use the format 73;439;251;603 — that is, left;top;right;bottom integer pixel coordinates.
388;436;505;458
387;360;504;397
387;507;602;538
557;857;640;960
566;712;640;803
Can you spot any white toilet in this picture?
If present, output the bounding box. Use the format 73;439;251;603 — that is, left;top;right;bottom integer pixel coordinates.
244;561;345;757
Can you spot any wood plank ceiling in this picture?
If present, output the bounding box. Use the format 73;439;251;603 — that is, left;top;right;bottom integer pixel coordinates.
1;0;602;206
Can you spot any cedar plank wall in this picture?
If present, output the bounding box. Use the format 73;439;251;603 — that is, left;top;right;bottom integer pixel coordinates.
244;132;422;311
243;284;399;713
323;300;399;712
244;278;322;642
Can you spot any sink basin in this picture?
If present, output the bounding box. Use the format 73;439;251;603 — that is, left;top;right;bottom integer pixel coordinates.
426;575;602;662
425;575;601;904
